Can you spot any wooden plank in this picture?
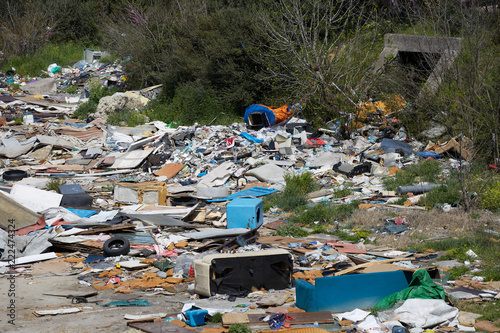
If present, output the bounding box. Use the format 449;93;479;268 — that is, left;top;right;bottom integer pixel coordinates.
222;313;250;326
129;321;194;333
75;224;135;235
334;257;412;276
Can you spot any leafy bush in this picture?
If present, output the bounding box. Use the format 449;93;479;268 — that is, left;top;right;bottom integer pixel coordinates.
481;180;500;211
144;81;228;125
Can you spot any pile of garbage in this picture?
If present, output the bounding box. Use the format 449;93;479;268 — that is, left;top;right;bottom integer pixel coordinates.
0;50;498;333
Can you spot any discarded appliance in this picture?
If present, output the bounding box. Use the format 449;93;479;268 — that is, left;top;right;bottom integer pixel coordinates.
295;270;412;312
244;104;292;129
194;249;293;297
83;48;110;64
226;198;263;229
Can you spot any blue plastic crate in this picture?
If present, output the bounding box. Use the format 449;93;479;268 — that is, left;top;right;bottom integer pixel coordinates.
226;198;263;229
185;309;208;326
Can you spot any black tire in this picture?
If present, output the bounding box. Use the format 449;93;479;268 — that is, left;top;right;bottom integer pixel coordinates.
103;236;130;257
3;170;28;181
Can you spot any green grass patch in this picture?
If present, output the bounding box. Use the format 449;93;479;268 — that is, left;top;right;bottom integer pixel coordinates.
455;300;500;323
264;172;318;212
208;312;223;323
421;184;462;208
383;160;442;191
291;201;359;225
2;42;88;77
228;323;252;333
275;223;311;238
406;230;500;281
448;265;471;280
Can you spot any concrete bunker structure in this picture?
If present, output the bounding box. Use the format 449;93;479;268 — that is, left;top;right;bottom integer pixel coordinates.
373;34;462;99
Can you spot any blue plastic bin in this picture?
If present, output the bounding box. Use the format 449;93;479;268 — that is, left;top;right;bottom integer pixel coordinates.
185;309;208;326
226;198;263;229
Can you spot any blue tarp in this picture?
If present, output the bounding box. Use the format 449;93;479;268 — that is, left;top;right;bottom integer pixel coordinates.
208;186;277;202
66;208;98;218
240;132;263;143
244;105;276;127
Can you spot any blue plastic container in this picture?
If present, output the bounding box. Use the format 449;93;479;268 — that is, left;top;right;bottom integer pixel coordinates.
185;309;208;326
226;198;263;229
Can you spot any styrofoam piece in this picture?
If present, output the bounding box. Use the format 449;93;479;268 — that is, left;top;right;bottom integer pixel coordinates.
196;185;229;199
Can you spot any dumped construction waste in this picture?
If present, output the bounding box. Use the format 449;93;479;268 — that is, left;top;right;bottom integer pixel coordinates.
0;53;499;333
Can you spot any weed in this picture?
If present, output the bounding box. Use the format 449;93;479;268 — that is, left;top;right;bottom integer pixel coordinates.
14;117;23;124
208;312;223;323
106;108;149;127
421;183;462;208
383;160;442;191
228;323;252;333
46;178;66;193
291;201;359;225
9;83;20;91
275;223;310;237
263;172;318;212
448;265;470;280
393;195;408;205
65;85;78;94
332;185;353;198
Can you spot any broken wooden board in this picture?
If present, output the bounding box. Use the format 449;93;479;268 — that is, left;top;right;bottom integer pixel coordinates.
222;311;334;327
334;257;413;276
154;163;185;179
128;321;194;333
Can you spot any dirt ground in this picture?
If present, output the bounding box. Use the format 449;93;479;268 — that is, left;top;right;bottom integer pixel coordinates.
347;207;499;248
0;271;253;332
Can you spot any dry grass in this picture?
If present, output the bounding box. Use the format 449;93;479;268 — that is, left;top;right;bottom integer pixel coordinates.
345;207;499;249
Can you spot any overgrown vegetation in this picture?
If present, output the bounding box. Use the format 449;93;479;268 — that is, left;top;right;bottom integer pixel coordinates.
1;43;85;77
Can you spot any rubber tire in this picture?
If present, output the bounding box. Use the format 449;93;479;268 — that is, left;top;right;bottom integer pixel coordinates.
103;236;130;257
3;170;28;181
